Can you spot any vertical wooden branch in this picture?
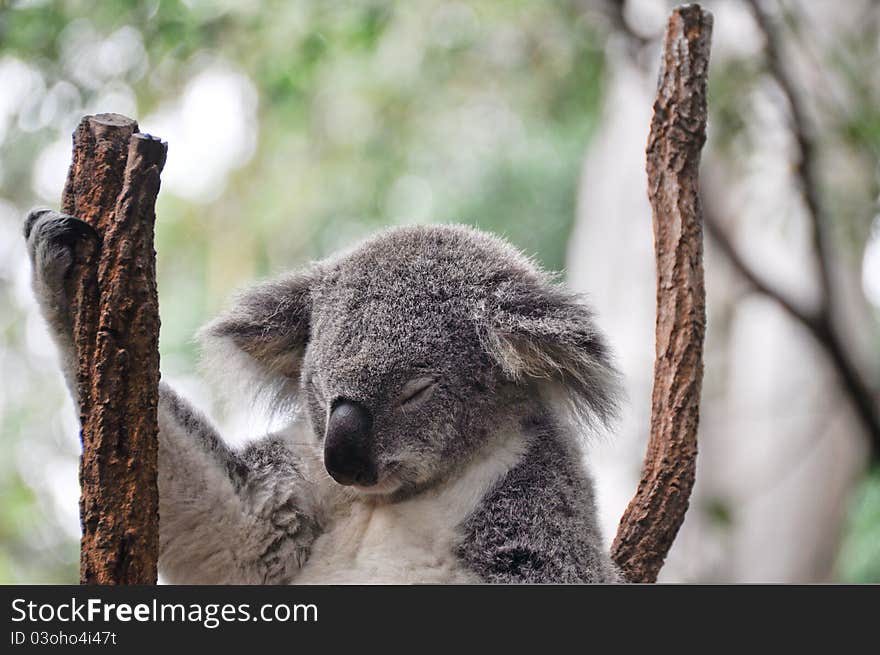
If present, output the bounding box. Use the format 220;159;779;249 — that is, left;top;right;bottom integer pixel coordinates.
62;113;166;584
611;5;712;583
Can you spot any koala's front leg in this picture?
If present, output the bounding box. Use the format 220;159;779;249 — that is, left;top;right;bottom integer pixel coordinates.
24;209;98;399
25;209;321;584
157;384;323;584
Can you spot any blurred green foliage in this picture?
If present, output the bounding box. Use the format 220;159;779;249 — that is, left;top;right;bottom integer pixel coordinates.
839;467;880;582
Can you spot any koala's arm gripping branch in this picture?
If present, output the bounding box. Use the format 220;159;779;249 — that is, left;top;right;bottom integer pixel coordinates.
62;113;167;584
611;5;711;583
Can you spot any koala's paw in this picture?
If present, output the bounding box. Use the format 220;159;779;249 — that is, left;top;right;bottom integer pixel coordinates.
24;209;99;293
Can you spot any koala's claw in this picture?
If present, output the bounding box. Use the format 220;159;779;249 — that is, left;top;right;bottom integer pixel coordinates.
55;214;100;247
25;209;99;246
25;210;99;289
24;208;52;239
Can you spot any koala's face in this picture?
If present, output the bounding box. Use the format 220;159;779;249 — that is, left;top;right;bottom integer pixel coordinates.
205;225;618;499
300;229;514;496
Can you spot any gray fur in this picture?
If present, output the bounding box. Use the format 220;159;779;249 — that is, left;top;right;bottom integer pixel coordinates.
26;211;622;584
23;208;98;399
156;384;321;583
457;409;621;583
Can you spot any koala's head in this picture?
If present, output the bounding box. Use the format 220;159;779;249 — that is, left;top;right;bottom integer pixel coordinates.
202;225;619;497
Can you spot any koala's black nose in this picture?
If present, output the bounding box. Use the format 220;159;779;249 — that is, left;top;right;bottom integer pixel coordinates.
324;400;377;487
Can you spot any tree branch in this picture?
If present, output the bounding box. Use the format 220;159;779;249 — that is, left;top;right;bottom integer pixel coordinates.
702;204;821;331
62;113;166;584
701;0;880;459
745;0;833;315
611;4;711;583
703;201;880;459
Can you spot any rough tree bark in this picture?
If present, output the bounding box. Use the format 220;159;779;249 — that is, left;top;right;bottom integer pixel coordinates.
62;113;166;584
611;4;712;583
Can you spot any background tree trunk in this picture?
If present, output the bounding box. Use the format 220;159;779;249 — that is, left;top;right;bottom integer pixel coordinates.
611;4;712;583
62;113;166;584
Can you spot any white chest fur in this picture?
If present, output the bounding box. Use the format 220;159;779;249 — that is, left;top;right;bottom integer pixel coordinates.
294;433;526;584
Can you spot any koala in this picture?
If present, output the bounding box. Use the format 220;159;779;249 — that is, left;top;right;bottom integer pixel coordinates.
25;208;623;584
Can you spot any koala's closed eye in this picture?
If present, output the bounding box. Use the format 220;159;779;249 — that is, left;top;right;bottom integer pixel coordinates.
398;376;436;407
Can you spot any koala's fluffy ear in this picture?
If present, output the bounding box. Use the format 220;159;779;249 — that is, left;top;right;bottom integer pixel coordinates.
480;278;621;426
199;271;314;407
